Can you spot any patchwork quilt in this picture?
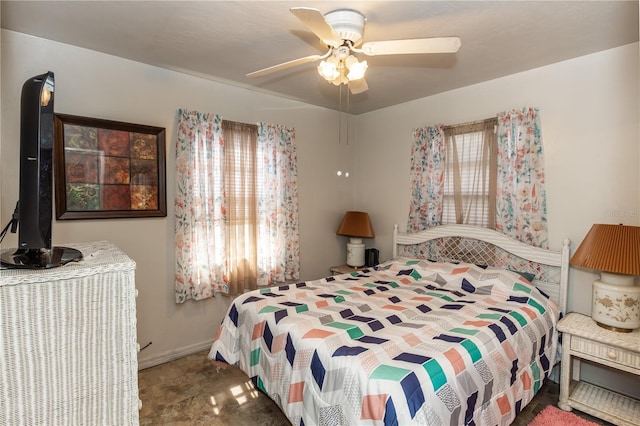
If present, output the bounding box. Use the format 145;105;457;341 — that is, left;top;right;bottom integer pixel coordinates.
208;258;560;426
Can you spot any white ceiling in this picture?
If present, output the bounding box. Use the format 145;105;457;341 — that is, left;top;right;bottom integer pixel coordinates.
2;1;638;115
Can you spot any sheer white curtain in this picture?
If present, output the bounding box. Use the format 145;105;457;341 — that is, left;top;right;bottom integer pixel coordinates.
256;122;300;286
407;125;447;232
496;107;548;248
174;109;227;302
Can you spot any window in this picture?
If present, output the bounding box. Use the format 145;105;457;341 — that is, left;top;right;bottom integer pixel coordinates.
407;107;547;248
174;110;300;302
441;118;497;228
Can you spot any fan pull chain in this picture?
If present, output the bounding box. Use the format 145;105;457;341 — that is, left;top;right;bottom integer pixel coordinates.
337;83;350;145
337;84;350;145
346;86;350;146
338;83;343;145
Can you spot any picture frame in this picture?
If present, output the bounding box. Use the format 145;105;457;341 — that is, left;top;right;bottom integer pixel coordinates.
54;114;167;219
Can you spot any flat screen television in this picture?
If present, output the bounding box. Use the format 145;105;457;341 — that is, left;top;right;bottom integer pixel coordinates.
0;71;82;269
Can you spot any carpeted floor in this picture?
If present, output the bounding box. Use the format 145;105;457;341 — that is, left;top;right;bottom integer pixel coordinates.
138;351;612;425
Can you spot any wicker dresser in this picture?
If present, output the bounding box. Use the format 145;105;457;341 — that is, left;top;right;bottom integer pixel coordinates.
0;241;139;425
557;312;640;426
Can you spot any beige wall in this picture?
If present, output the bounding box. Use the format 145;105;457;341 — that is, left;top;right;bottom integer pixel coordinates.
354;43;639;315
353;43;640;397
2;27;639;395
0;30;356;368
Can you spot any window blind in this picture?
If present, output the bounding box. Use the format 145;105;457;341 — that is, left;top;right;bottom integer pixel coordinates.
442;118;497;228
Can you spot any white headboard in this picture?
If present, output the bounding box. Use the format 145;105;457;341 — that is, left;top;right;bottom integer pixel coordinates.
392;224;571;314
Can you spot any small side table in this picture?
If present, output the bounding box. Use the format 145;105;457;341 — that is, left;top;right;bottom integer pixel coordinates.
557;312;640;426
330;264;367;275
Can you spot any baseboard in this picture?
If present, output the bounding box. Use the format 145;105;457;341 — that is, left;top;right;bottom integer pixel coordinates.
137;339;214;370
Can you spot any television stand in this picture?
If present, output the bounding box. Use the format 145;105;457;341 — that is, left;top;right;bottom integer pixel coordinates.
0;246;82;269
0;241;139;424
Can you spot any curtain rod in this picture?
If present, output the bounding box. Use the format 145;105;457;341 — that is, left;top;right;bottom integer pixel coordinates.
222;119;258;129
442;116;497;131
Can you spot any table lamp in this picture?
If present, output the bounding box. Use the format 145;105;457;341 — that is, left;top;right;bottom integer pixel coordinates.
570;224;640;332
336;211;375;267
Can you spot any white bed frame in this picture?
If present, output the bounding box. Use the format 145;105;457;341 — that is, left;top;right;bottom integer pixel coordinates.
392;224;571;314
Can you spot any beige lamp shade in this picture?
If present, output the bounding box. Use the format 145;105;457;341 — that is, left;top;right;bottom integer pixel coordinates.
570;224;640;275
570;224;640;332
336;211;375;238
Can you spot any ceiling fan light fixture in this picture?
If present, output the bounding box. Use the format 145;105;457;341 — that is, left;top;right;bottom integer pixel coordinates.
319;54;367;84
249;7;463;97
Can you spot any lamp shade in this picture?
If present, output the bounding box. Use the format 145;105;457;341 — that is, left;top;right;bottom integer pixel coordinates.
336;211;375;238
570;224;640;275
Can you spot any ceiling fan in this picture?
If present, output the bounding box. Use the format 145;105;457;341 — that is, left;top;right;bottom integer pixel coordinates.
247;7;462;94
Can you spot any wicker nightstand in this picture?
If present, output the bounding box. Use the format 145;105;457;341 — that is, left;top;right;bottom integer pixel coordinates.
557;312;640;426
330;264;367;275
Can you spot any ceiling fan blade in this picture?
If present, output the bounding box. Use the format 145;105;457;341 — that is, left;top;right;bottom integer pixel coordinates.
290;7;342;48
349;78;368;95
247;54;327;78
361;37;461;56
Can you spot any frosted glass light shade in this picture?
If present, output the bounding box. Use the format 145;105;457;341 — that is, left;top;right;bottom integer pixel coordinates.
318;57;340;81
346;56;367;80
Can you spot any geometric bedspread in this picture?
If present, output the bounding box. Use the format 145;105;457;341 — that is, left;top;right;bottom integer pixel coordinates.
208;258;560;426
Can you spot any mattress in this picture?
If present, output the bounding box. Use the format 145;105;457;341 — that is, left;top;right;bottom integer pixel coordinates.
208;257;559;425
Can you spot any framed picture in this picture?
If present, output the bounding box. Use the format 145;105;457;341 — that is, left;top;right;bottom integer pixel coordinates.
54;114;167;219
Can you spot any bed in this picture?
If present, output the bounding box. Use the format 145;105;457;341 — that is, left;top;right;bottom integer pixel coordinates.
208;224;570;425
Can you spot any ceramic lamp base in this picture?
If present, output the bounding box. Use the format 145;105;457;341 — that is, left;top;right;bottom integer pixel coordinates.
591;272;640;332
346;238;365;267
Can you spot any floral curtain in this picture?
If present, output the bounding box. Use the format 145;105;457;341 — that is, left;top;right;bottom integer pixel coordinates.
407;125;447;232
496;107;548;248
175;109;228;302
256;122;300;285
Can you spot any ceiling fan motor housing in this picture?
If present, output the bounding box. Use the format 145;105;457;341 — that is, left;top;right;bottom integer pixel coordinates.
324;9;366;47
